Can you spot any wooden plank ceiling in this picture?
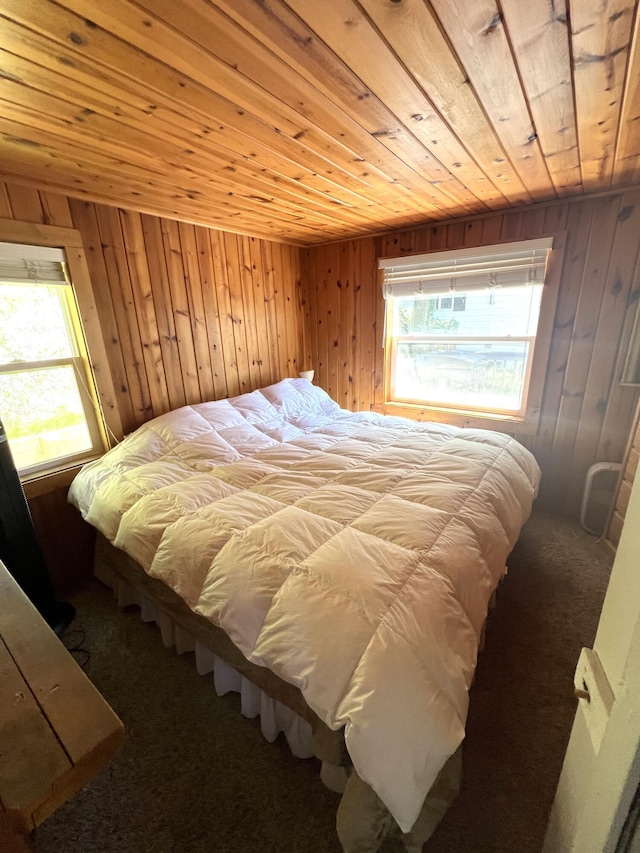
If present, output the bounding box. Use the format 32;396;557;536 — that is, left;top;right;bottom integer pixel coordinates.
0;0;639;245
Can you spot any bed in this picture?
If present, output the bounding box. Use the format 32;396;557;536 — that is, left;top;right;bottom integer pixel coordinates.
68;377;540;851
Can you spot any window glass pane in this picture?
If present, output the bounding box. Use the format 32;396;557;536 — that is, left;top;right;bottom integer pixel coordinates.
0;284;73;363
393;284;542;337
394;341;530;412
0;365;92;470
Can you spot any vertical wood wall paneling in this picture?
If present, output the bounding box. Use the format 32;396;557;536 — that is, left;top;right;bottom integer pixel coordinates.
5;184;44;223
360;237;379;411
263;240;283;386
96;204;153;422
372;236;386;409
1;180;302;589
229;235;256;391
596;254;640;462
28;487;96;596
326;245;340;401
314;244;330;393
500;209;524;242
337;241;349;408
259;239;281;387
304;191;640;515
64;245;125;446
39;192;74;228
347;241;358;409
247;237;271;387
298;247;314;376
479;214;503;246
69;198;136;431
273;242;289;376
446;219;467;248
532;200;593;482
567;194;640;507
120;210;170;416
543;197;619;502
40;192;74;228
223;230;253;394
239;235;265;390
210;229;241;398
140;214;187;413
522;229;565;441
462;216;483;248
280;242;302;378
521;204;547;238
194;226;230;401
161;219;202;404
179;222;217;402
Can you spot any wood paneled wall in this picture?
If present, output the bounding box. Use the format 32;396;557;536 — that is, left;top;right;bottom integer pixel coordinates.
0;179;303;590
0;180;304;436
3;173;640;578
301;191;640;514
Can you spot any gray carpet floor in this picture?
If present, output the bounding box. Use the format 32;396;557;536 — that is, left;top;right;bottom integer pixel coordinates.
32;509;613;853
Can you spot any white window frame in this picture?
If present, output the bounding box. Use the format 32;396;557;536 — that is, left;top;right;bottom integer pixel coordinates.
0;242;107;476
0;220;123;493
388;333;537;419
378;236;563;433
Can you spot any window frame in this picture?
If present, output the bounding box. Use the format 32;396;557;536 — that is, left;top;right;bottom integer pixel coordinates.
388;331;537;419
0;281;104;476
0;219;123;493
378;234;566;435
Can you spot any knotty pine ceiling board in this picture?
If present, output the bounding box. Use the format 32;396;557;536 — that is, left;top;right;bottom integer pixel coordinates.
0;0;639;245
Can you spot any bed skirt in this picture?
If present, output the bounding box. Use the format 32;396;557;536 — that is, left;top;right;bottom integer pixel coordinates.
93;533;462;853
112;572;349;791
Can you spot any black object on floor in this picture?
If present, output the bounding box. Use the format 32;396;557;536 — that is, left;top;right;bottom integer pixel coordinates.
0;416;75;635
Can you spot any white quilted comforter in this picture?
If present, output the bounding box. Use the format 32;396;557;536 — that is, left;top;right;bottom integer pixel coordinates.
69;378;540;832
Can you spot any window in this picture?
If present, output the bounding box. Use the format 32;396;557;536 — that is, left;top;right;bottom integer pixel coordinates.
0;242;106;476
380;238;554;421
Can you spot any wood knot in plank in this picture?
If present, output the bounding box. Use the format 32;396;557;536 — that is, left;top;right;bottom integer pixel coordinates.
482;13;502;35
4;136;41;147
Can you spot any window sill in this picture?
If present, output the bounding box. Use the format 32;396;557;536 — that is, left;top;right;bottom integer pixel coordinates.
373;401;538;436
21;455;101;499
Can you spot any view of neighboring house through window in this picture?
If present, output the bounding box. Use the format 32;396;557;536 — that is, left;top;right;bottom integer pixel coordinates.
0;242;105;476
380;238;553;419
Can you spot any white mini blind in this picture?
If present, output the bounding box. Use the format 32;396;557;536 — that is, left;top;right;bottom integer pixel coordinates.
0;242;67;285
379;237;553;299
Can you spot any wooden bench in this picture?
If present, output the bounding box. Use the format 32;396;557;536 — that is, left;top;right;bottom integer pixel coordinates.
0;560;123;849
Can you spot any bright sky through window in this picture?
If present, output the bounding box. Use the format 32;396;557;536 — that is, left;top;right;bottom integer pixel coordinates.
0;243;104;475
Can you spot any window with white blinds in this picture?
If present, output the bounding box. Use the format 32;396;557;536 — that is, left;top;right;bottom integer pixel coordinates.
379;238;554;420
0;241;105;475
